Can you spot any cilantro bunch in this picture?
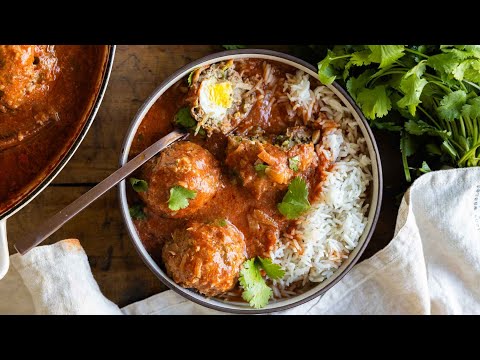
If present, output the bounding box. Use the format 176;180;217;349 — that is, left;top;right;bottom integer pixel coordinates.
318;45;480;181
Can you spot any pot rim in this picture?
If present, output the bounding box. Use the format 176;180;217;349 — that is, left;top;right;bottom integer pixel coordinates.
118;49;383;314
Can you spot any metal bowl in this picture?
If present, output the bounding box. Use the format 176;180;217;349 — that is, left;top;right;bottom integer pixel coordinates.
0;45;116;279
119;49;383;314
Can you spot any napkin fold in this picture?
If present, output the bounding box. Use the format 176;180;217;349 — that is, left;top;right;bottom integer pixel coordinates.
1;168;479;315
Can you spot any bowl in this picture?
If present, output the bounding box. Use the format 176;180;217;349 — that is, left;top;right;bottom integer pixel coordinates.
118;49;383;314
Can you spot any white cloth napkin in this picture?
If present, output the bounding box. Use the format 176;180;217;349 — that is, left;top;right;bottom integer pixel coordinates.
1;168;479;315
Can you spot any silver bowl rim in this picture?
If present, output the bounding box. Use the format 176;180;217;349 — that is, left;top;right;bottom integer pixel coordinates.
118;49;383;314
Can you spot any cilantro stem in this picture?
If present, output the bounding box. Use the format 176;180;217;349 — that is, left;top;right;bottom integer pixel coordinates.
405;48;429;59
417;106;442;129
459;116;467;138
463;80;480;92
458;143;480;166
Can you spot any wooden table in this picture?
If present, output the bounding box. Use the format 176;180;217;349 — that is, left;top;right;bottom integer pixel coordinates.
7;45;406;308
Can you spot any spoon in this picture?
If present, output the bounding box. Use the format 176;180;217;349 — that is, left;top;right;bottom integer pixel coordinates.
14;128;188;255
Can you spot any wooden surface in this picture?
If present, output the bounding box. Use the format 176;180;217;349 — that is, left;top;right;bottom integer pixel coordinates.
6;45;407;308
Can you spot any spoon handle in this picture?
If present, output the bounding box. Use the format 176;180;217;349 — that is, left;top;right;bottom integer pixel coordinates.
14;129;188;255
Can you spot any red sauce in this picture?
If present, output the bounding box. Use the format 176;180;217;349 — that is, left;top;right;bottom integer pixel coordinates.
0;45;108;215
128;59;328;264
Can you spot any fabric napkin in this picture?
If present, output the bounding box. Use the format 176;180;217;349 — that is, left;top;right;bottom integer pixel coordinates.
1;168;479;315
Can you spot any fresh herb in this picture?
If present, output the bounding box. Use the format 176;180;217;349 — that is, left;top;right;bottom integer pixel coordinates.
174;107;196;129
277;177;311;219
239;257;285;309
418;161;432;174
256;257;285;280
316;45;480;181
174;107;206;137
254;163;268;175
168;185;197;211
129;204;146;220
222;45;246;50
289;156;300;171
187;70;195;86
217;218;227;227
129;177;148;193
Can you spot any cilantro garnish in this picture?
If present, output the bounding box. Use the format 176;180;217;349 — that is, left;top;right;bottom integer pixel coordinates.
239;257;285;309
277;177;311;220
129;178;148;193
167;185;197;211
174;107;196;129
129;204;146;220
288;156;300;172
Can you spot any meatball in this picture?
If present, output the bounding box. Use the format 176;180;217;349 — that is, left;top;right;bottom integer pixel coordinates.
139;141;220;218
0;45;58;112
162;220;246;296
225;135;317;199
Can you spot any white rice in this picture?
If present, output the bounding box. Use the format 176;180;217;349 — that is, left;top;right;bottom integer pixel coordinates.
271;73;372;295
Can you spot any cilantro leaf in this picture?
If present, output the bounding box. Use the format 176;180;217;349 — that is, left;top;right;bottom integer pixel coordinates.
350;50;372;66
368;45;405;68
222;45;246;50
129;177;148;193
437;90;467;121
167;185;197;211
277;177;310;219
174;107;196;129
129;204;146;220
426;52;460;76
254;163;268;175
256;257;285;280
317;50;339;85
289;156;300;172
396;72;428;116
356;85;392;120
462;97;480;119
239;258;272;309
346;70;374;101
418;161;432;174
217;219;227;227
371;121;402;132
187;70;195;86
405;119;450;140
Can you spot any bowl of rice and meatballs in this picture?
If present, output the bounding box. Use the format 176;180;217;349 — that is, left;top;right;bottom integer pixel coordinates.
119;49;383;313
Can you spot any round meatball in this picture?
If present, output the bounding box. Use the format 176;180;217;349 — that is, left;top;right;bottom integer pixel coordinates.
139;141;220;218
0;45;58;112
162;220;246;297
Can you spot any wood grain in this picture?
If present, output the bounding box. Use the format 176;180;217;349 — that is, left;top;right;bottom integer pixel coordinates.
5;45;406;308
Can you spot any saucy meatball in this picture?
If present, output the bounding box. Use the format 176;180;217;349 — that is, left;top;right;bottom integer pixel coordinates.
139;141;221;218
162;220;246;296
0;45;58;112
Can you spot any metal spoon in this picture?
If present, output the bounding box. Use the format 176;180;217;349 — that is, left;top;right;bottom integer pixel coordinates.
14;128;188;255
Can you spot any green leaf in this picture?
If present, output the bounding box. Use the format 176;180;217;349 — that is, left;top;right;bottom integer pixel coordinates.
239;258;272;309
129;178;148;193
397;73;428;116
427;52;461;75
452;59;480;83
405;60;427;78
371;121;402;132
167;185;197;211
350;50;372;66
437;90;467;121
317;50;339;85
404;119;450;140
346;70;374;101
222;45;246;50
462;97;480;119
256;257;285;280
426;143;442;156
254;163;268;175
418;161;432;174
288;156;300;172
277;177;310;220
401;131;417;157
217;219;227;227
129;204;146;220
174;107;196;129
356;85;392;120
368;45;405;68
187;70;195;86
